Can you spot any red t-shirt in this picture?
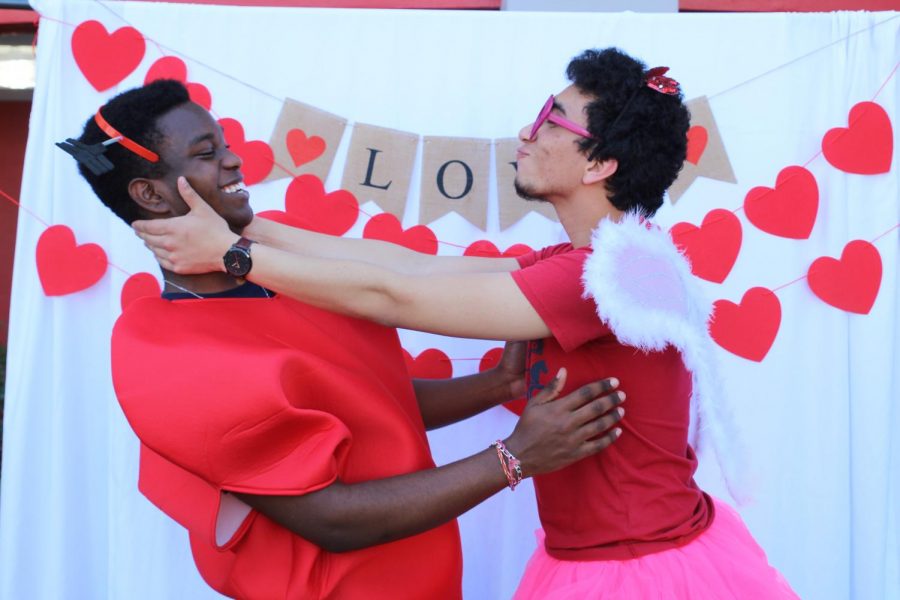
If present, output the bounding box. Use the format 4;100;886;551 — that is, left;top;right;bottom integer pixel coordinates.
512;244;714;561
112;294;462;599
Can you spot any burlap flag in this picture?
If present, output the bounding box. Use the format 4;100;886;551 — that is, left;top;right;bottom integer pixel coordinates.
266;98;347;182
419;136;490;230
341;123;419;219
495;137;559;230
668;96;737;204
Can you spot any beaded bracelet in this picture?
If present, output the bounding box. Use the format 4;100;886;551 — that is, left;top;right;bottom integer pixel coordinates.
492;440;523;491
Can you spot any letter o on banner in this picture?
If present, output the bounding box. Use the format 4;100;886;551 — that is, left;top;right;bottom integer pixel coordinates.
420;136;490;229
436;160;474;200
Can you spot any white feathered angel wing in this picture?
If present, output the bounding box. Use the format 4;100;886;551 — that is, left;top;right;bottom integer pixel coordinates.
581;212;751;504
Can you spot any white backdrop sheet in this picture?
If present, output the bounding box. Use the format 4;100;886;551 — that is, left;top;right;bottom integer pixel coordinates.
1;2;898;599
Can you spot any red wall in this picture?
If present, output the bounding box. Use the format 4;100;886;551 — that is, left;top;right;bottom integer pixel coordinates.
681;0;898;10
122;0;897;8
121;1;500;6
0;101;29;345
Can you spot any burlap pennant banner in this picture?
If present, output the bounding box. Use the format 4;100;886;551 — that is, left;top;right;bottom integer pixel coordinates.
419;136;491;230
341;123;419;220
266;98;347;182
668;96;737;204
494;137;559;230
264;97;726;227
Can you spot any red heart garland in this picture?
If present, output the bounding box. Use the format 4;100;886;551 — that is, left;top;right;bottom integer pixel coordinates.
36;225;108;296
121;272;161;311
284;175;360;236
144;56;212;110
685;125;708;165
286;129;326;167
807;240;882;314
403;348;453;379
218;118;274;186
72;21;146;92
363;214;438;255
464;240;533;258
710;287;781;362
744;166;819;240
480;347;527;416
670;209;742;283
822;101;893;175
188;85;212;111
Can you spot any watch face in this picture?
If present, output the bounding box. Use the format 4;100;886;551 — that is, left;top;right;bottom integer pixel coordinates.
224;247;252;277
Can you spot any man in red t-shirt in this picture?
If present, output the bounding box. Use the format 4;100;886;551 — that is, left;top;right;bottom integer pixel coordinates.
136;48;799;598
64;80;626;599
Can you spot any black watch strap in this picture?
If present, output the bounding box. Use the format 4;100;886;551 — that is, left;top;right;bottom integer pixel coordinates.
223;236;256;277
234;236;255;252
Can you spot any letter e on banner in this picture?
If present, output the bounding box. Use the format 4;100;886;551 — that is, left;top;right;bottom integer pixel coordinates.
342;123;419;220
668;96;736;204
420;136;490;230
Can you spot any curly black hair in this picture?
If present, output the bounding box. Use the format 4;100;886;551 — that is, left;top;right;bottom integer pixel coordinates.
74;79;191;224
567;48;690;217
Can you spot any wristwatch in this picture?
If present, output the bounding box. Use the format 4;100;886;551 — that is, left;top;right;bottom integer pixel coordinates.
223;236;255;278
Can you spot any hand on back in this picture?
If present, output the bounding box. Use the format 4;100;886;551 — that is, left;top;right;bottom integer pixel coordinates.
505;368;624;476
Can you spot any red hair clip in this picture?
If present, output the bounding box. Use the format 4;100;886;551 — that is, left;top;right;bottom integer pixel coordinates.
644;67;680;96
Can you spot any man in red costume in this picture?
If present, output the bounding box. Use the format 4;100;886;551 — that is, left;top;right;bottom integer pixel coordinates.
63;80;625;599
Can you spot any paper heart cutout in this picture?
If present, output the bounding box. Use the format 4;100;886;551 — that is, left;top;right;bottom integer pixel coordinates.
218;118;274;186
403;348;453;380
710;287;781;362
144;56;211;110
480;347;526;416
121;272;161;311
284;174;359;236
72;21;146;92
286;129;326;167
744;166;818;239
363;214;438;255
463;240;533;258
686;125;708;165
144;56;184;83
36;225;108;296
670;209;742;283
807;240;882;314
822;101;893;175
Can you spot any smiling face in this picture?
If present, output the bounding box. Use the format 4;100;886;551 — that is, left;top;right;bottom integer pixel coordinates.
148;102;253;231
514;85;597;204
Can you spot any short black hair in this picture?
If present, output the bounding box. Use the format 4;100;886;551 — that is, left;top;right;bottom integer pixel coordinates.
74;79;191;224
567;48;690;216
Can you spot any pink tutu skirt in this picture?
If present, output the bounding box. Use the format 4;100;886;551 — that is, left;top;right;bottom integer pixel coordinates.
513;499;798;599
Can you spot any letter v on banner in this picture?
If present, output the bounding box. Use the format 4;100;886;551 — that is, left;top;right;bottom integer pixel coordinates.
342;123;419;220
419;136;490;230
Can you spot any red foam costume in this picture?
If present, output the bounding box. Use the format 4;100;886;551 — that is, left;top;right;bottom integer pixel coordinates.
112;292;462;599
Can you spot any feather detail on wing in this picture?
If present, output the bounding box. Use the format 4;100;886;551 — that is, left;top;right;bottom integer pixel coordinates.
582;212;752;504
